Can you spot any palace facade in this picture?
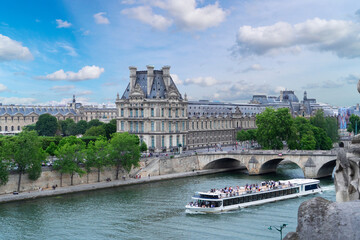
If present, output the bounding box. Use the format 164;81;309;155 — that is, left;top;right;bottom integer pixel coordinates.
116;66;256;151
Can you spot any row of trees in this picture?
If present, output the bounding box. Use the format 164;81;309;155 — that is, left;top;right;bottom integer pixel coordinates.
0;131;141;192
237;108;338;150
25;114;117;138
346;114;360;134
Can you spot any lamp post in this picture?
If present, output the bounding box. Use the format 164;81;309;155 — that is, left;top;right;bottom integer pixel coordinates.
268;224;287;240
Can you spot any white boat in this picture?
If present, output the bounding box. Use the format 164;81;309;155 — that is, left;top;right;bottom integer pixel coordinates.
185;179;322;214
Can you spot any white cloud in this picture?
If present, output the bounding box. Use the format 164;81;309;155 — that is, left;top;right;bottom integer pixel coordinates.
212;81;282;101
50;85;75;92
0;34;33;62
94;12;110;24
38;65;104;81
121;0;136;4
0;83;8;92
184;76;219;87
170;74;182;85
242;64;264;73
122;6;172;31
58;42;78;56
122;0;227;31
235;18;360;58
0;97;37;105
76;90;93;96
56;19;72;28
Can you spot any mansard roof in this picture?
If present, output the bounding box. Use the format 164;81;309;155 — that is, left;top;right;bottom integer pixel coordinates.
121;70;182;100
0;106;77;116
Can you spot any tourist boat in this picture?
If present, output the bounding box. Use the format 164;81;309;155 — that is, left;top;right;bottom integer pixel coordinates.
185;179;322;214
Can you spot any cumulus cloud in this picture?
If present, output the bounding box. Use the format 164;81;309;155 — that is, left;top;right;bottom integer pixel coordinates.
184;76;220;87
38;65;104;81
122;6;172;31
242;64;264;73
122;0;227;31
235;18;360;58
94;12;110;24
170;74;182;85
0;97;37;105
50;85;75;92
0;83;8;92
56;19;72;28
212;81;281;101
0;34;33;62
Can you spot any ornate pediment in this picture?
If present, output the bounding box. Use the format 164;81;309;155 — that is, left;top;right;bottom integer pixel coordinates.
129;83;145;99
167;83;180;99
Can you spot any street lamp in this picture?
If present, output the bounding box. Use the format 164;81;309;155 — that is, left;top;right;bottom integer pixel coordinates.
268;224;287;240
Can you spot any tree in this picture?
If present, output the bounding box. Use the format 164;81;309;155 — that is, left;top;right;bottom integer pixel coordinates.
0;159;9;186
87;119;104;129
3;131;46;192
300;133;316;150
310;110;326;130
76;120;88;135
104;119;117;139
84;137;109;182
140;141;148;152
236;130;249;142
59;118;77;136
347;114;360;134
324;117;339;143
23;124;36;131
46;142;58;156
84;126;106;137
256;108;293;149
35;114;58;136
54;141;85;186
108;133;141;180
247;129;257;141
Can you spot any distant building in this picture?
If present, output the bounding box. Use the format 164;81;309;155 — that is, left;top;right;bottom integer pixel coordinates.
0;95;117;135
116;66;256;152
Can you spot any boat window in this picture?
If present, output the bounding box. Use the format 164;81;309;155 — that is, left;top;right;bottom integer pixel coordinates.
271;192;276;197
239;197;244;203
233;198;239;204
305;184;317;191
252;195;257;201
245;196;249;202
276;191;280;197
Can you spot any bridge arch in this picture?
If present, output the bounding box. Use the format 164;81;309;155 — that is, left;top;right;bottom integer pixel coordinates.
316;159;336;178
259;158;303;175
203;157;247;171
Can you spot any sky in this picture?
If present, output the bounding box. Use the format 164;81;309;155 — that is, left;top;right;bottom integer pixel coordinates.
1;0;360;107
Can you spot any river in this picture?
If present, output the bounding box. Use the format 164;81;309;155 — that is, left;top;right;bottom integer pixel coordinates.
0;163;335;240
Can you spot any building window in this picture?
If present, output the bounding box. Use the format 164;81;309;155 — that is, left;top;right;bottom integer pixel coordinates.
141;122;144;132
121;108;124;117
182;135;185;147
121;121;124;131
17;126;20;131
161;108;164;117
151;136;155;148
130;109;133;117
135;109;138;117
151;108;154;117
151;121;154;131
182;121;185;130
192;122;194;130
182;109;184;117
141;109;144;117
168;108;172;117
169;122;172;132
140;136;144;143
32;117;34;122
5;126;7;131
136;122;139;132
162;121;164;132
201;122;203;129
169;135;173;147
161;136;165;148
176;135;179;146
175;109;178;117
176;122;178;132
130;122;133;131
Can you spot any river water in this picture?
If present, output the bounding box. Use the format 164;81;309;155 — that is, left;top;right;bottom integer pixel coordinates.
0;163;335;240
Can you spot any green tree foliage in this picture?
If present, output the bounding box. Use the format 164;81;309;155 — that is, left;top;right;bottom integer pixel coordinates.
84;137;109;182
108;132;141;180
54;140;85;186
87;119;104;129
23;124;36;131
256;108;293;149
46;142;58;156
310;110;338;142
103;119;117;139
3;131;46;192
140;141;148;152
76;120;88;135
0;147;9;186
347;114;360;134
236;130;249;142
84;126;106;137
35;114;58;136
247;129;257;141
300;133;316;150
59;118;77;136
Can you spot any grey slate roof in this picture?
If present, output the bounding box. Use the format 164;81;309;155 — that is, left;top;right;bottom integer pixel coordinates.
0;106;77;116
121;70;181;99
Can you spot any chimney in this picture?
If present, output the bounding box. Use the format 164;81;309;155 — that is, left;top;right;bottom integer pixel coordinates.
162;65;171;90
147;65;154;96
129;66;137;91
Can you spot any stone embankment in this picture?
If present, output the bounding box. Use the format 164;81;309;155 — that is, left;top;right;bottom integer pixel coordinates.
0;169;230;204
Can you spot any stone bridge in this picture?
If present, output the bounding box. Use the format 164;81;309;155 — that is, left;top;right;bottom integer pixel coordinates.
195;150;337;178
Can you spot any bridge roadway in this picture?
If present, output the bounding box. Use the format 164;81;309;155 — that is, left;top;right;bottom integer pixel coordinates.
143;149;338;179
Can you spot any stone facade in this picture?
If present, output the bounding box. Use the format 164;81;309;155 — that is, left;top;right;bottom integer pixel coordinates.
116;66;257;152
0;95;117;135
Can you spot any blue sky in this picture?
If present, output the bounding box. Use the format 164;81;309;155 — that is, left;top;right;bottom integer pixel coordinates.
0;0;360;107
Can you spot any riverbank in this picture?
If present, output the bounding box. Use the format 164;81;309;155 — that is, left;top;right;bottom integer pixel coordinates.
0;168;238;204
